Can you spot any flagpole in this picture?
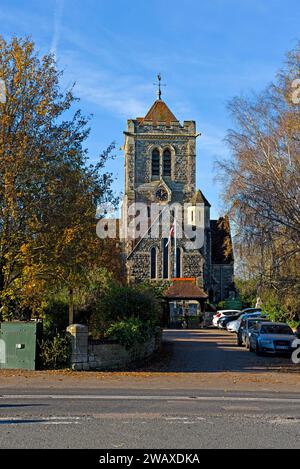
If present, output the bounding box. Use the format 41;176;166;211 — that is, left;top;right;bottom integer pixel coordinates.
174;213;177;278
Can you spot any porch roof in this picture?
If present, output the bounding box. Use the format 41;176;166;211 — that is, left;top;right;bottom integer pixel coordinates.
163;279;208;301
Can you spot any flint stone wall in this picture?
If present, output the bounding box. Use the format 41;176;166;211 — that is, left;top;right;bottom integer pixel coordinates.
67;324;161;371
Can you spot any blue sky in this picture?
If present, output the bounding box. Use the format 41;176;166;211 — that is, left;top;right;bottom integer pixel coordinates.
1;0;300;218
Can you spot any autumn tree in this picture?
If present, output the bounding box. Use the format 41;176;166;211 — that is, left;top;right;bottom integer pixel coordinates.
218;42;300;320
0;36;119;322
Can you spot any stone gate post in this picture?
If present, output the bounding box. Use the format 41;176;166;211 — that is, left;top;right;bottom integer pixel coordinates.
66;324;89;371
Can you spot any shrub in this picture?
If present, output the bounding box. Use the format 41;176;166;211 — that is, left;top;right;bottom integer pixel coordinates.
217;301;225;310
262;301;287;323
104;318;155;349
41;267;116;333
90;283;162;336
43;300;69;334
235;277;258;308
39;333;71;369
262;298;300;329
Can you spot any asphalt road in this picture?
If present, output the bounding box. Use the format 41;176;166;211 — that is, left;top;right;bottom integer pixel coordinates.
0;329;299;449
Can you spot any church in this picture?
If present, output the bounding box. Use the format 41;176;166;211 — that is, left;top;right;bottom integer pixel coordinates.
119;78;234;305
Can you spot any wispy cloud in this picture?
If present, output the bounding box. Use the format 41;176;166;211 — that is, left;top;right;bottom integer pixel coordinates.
199;124;228;157
51;0;64;56
58;49;156;118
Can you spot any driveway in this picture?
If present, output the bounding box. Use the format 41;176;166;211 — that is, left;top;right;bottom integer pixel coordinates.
160;328;298;373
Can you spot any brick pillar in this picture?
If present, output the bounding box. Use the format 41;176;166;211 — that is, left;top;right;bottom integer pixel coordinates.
66;324;89;371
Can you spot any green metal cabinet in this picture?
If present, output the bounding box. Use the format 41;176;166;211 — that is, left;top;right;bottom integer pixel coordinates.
0;322;42;370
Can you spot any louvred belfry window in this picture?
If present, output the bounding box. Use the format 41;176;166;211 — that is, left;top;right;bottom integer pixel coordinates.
163;149;171;176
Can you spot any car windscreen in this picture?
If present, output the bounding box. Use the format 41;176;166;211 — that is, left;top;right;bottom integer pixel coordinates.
247;319;263;328
244;313;262;320
260;325;293;335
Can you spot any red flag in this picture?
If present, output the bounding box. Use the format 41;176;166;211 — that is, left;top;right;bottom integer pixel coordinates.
166;225;174;246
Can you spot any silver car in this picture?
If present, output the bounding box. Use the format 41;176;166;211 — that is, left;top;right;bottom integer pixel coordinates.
227;311;264;333
249;322;296;355
237;317;266;348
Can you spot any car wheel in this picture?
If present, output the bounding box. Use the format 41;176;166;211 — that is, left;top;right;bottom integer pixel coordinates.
255;340;262;356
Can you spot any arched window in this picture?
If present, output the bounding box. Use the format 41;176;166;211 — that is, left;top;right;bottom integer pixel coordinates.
152;149;160;176
150;247;157;279
162;238;169;279
163;149;171;176
176;247;182;278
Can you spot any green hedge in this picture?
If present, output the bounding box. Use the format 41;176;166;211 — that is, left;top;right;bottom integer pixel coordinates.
104;318;156;349
89;283;162;337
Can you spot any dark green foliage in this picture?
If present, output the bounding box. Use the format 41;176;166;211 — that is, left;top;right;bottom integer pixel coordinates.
43;300;69;334
43;267;115;333
90;283;162;337
235;278;258;308
39;333;71;369
104;318;156;349
262;297;300;329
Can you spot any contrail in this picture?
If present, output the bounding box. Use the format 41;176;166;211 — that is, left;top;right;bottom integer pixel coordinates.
50;0;64;57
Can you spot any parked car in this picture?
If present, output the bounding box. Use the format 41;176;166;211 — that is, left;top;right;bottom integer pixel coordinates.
212;310;241;327
249;322;296;355
237;317;266;347
218;312;243;329
227;311;264;333
241;308;262;314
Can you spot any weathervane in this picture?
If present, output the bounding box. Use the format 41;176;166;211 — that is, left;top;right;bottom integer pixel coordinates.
154;73;166;100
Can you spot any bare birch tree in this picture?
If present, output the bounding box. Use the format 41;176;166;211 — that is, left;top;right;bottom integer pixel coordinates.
218;43;300;317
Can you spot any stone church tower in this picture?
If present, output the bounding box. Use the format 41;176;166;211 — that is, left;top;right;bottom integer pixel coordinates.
120;86;234;303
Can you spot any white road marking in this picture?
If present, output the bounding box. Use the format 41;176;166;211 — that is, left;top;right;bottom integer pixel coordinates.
165;417;189;420
1;394;300;403
164;416;213;425
0;416;84;425
0;416;81;420
269;417;300;425
40;421;81;425
165;416;206;421
165;416;209;425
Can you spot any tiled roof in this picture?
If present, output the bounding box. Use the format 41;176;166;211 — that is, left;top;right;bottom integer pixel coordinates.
137;99;178;125
191;190;211;207
164;279;208;300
